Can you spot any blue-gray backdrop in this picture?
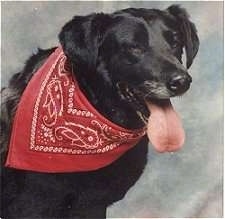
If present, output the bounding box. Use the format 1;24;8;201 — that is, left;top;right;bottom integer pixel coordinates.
2;1;223;218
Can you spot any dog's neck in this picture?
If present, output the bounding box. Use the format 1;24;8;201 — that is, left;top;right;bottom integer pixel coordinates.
72;67;144;129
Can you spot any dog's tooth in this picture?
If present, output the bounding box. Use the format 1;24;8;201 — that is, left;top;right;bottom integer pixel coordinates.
128;91;134;97
136;111;148;125
119;93;126;100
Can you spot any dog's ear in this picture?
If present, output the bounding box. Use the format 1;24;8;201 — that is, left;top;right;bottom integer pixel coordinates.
167;5;199;69
59;13;113;73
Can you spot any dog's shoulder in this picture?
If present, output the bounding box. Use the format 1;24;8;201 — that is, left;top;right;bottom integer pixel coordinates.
0;47;56;159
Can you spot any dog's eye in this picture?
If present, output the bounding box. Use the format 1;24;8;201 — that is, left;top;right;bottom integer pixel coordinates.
172;35;180;49
121;44;145;64
164;31;181;50
128;46;145;56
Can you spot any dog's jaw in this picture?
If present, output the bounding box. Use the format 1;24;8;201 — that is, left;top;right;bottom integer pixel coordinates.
116;82;149;124
115;80;186;153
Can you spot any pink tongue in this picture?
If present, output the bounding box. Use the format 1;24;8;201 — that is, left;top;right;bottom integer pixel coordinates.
146;100;185;153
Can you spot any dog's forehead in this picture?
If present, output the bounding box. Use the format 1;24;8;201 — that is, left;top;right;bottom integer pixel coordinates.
118;9;179;31
110;15;149;44
110;13;176;46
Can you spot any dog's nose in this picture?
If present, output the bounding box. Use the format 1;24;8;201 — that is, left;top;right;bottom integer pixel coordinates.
167;74;192;93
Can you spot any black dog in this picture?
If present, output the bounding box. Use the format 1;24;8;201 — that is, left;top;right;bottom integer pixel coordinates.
1;5;199;218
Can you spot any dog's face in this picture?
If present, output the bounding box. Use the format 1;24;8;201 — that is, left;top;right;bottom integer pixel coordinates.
59;5;199;119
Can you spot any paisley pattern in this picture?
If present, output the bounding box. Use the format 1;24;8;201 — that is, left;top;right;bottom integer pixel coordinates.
30;52;146;155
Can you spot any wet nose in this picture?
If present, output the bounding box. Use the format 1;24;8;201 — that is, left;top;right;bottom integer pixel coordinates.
167;74;192;94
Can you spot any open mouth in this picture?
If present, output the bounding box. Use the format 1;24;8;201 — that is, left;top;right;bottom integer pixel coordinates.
117;82;185;153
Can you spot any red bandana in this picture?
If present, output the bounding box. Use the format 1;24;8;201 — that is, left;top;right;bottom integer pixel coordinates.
5;47;146;173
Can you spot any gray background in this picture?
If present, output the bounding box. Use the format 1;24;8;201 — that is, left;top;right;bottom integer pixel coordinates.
2;1;223;218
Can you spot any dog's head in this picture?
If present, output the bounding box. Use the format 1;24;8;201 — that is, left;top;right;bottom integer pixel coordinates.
59;5;199;124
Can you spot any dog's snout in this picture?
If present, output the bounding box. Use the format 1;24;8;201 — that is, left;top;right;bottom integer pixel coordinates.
167;74;192;94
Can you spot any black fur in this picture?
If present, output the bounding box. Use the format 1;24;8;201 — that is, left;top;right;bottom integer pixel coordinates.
1;5;199;218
